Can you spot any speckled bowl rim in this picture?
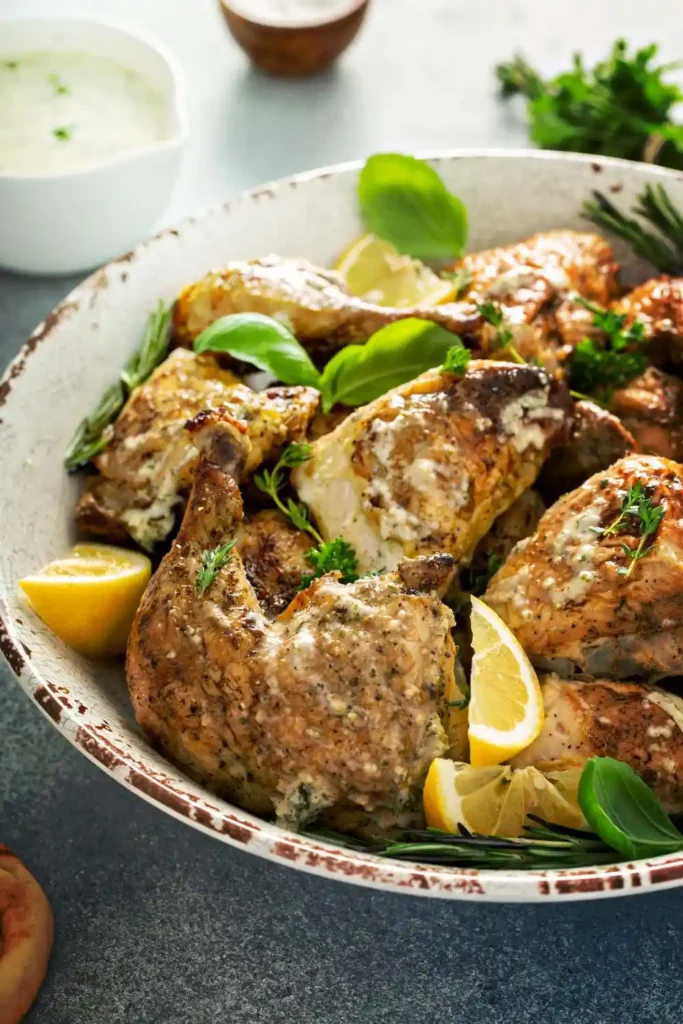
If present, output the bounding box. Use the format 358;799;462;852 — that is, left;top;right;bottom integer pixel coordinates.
4;149;683;902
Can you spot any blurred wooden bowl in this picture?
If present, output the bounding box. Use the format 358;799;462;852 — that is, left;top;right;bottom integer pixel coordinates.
219;0;370;77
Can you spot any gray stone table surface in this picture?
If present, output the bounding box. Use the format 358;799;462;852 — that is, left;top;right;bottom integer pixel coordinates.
3;0;683;1021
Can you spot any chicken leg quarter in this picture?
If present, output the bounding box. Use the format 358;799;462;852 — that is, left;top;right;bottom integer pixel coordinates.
127;412;457;831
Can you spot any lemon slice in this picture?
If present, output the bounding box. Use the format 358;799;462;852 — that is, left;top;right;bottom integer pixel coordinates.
335;233;456;307
423;758;584;837
19;544;151;658
467;595;544;767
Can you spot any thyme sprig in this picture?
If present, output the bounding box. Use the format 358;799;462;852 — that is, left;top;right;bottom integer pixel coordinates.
592;480;665;576
255;444;360;587
195;540;236;596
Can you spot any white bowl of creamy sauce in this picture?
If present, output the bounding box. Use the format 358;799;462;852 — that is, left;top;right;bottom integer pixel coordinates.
0;18;187;275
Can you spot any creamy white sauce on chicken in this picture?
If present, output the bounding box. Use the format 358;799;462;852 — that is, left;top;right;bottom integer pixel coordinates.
0;52;169;174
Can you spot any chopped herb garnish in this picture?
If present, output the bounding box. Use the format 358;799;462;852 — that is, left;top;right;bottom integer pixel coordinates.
53;125;72;141
4;60;18;71
441;342;471;376
569;297;648;404
592;480;664;577
195;540;236;596
48;73;69;95
476;301;525;364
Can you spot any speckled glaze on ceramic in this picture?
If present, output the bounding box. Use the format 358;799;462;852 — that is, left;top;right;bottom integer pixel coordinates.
3;151;683;902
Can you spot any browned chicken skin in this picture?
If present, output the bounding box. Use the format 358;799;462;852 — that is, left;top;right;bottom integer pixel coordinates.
614;276;683;371
611;367;683;462
236;510;312;618
540;400;636;499
293;360;571;574
172;235;618;374
127;411;457;830
485;454;683;680
173;256;482;356
512;675;683;813
75;349;319;548
451;230;619;373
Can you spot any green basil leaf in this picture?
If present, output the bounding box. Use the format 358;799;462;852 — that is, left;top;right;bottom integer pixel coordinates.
578;757;683;859
193;313;322;389
358;153;468;263
319;318;464;413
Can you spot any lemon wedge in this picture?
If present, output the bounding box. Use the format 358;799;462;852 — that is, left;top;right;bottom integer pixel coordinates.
19;544;151;658
423;758;584;837
335;233;456;307
467;595;544;767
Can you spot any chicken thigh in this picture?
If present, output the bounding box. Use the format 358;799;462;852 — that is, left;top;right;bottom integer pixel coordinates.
485;454;683;680
75;349;319;548
293;360;571;574
236;510;312;618
127;411;457;830
512;675;683;813
540;399;636;499
614;276;683;371
611;367;683;462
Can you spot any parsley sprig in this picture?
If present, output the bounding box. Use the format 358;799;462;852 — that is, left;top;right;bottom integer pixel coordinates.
195;540;236;596
255;444;360;587
476;302;525;364
300;538;359;588
441;342;471;375
593;480;665;577
496;41;683;170
569;298;648;404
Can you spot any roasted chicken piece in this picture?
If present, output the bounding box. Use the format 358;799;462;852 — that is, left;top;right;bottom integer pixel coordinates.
614;276;683;371
127;411;457;830
292;360;571;575
173;255;481;356
451;230;619;372
452;230;618;310
611;367;683;462
236;510;312;618
485;454;683;680
512;675;683;813
75;349;319;549
540;399;636;499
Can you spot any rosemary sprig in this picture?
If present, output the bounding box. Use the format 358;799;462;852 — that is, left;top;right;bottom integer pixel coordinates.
195;540;236;596
476;301;525;364
583;186;683;275
305;820;616;870
255;444;361;587
64;301;173;470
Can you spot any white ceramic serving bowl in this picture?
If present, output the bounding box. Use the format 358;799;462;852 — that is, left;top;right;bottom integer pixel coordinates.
0;17;187;275
3;150;683;902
